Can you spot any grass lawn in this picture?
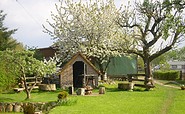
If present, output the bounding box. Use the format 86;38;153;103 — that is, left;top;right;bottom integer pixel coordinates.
0;82;185;114
49;84;185;114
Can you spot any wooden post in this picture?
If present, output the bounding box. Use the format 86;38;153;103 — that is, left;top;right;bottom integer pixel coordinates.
99;87;105;94
76;88;85;96
128;83;134;91
68;86;74;94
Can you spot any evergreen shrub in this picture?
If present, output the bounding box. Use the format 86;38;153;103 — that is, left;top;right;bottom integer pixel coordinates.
153;70;180;80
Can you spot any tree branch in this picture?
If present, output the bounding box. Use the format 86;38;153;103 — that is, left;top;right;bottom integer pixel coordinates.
150;30;180;61
126;50;144;58
119;23;144;36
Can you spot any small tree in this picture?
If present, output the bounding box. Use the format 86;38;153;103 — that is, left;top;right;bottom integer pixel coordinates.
118;0;185;85
3;50;56;99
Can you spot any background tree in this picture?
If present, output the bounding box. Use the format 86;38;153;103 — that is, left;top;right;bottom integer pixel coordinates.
168;46;185;61
1;50;56;99
0;10;22;51
44;0;126;79
118;0;185;85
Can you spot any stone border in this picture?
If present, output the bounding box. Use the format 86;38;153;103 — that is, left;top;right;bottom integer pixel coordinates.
0;101;58;113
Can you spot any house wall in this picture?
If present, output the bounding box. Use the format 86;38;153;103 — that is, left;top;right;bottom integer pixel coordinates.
169;61;185;73
86;63;98;74
60;65;73;88
168;61;185;80
37;47;56;60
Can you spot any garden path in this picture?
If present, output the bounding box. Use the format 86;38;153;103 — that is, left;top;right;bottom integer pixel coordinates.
154;80;180;89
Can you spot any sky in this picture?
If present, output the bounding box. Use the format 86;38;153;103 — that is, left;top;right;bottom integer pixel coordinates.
0;0;184;49
0;0;127;48
0;0;58;48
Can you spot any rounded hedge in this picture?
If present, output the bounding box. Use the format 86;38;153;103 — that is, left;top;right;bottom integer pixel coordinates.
153;70;180;80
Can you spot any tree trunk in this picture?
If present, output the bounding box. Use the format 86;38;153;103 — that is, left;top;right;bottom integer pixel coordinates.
97;62;104;80
23;79;31;100
143;58;153;85
26;91;31;100
96;58;111;80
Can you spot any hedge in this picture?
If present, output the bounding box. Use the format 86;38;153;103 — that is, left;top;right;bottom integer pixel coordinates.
153;70;180;80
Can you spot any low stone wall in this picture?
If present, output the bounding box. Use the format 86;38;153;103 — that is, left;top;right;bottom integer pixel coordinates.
118;82;134;91
0;101;58;113
39;84;56;91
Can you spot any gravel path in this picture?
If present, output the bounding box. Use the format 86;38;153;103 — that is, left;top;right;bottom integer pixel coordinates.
154;80;180;89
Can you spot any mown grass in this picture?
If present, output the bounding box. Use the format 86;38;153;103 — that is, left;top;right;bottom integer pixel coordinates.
49;84;185;114
0;90;60;103
0;82;185;114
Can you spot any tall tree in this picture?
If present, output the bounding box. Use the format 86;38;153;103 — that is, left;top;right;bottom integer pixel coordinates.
0;10;19;51
118;0;185;85
44;0;126;78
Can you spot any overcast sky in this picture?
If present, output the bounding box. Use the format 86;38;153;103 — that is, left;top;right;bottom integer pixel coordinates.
0;0;59;48
1;0;184;49
0;0;129;48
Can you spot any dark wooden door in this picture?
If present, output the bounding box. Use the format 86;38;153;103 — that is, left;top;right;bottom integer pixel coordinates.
73;61;84;88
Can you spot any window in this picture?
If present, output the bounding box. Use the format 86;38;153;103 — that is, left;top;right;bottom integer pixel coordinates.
171;65;177;69
182;65;185;69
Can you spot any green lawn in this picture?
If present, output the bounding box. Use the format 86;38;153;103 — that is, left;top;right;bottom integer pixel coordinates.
49;85;185;114
0;82;185;114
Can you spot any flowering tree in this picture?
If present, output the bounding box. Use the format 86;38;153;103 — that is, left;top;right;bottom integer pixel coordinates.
118;0;185;85
2;50;56;99
44;0;127;79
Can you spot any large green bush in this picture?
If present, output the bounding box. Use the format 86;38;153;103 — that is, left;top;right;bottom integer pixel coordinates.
0;70;17;92
0;55;18;92
153;70;180;80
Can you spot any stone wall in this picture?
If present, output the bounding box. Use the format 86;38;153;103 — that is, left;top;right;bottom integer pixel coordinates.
0;101;58;113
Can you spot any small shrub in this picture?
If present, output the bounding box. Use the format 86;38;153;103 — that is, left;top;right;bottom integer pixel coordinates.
58;91;68;101
23;103;35;114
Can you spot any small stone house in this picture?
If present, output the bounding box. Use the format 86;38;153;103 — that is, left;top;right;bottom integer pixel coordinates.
59;52;101;88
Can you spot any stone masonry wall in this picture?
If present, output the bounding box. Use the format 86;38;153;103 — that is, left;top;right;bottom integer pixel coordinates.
0;101;58;113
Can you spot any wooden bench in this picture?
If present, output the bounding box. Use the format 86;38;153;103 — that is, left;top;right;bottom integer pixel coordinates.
13;86;39;93
134;84;155;89
13;88;25;92
127;74;155;90
109;75;127;81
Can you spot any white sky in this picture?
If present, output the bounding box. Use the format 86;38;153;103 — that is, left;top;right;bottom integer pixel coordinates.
0;0;59;48
1;0;184;49
0;0;131;48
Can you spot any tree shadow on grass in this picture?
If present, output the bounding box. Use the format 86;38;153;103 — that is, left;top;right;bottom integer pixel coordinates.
105;87;125;92
106;87;148;92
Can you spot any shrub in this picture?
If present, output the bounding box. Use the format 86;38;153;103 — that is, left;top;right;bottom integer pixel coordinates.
58;91;68;101
0;65;17;92
23;103;35;114
153;70;180;80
